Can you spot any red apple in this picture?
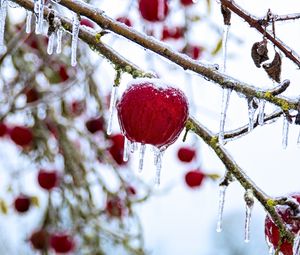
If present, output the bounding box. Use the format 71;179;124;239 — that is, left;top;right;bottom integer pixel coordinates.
117;80;189;149
108;134;127;165
50;233;75;253
177;146;196;162
38;170;59;190
138;0;169;22
29;229;49;251
0;122;7;137
185;170;205;188
14;195;31;213
85;117;105;134
9;126;33;147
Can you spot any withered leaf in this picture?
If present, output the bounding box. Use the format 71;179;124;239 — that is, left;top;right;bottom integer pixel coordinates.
221;5;231;25
251;41;269;68
263;52;282;83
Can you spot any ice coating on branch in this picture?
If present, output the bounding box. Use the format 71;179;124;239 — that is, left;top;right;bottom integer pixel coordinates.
71;13;80;67
0;0;7;53
47;33;55;55
216;185;227;232
123;137;130;162
282;116;289;149
221;25;230;72
25;11;32;34
244;189;254;243
35;0;44;35
247;99;256;131
218;89;231;145
56;28;62;54
293;231;300;255
107;86;118;135
138;144;146;172
258;100;266;125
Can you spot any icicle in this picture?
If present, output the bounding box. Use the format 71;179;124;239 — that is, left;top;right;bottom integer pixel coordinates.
71;13;80;67
258;100;266;126
297;130;300;147
218;89;231;145
123;137;130;162
130;142;138;153
244;189;254;243
0;0;7;54
216;185;227;232
282;116;289;149
293;231;300;255
155;151;162;185
268;246;275;255
221;25;230;72
247;99;256;131
107;86;118;135
56;28;63;54
138;144;146;172
35;0;45;35
47;33;55;55
25;11;32;34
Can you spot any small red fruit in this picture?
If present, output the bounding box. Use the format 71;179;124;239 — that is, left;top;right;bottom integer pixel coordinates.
10;126;33;147
185;170;205;188
180;0;196;6
85;117;104;134
117;80;189;149
183;44;203;60
116;16;132;27
14;195;31;213
38;170;59;190
138;0;169;22
177;146;196;162
50;233;75;254
80;18;95;28
24;87;39;103
265;193;300;255
108;134;127;165
70;100;86;117
161;26;184;41
29;229;49;251
0;122;7;137
105;196;125;218
59;65;69;82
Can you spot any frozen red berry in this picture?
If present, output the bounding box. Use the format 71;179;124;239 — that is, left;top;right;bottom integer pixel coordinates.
80;18;95;28
38;170;59;190
70;100;86;117
117;80;189;149
183;44;203;60
161;26;184;41
265;193;300;255
14;195;31;213
24;87;39;103
108;134;127;165
177;146;196;162
116;16;132;27
29;229;49;251
138;0;169;22
59;65;69;82
85;117;104;134
180;0;196;6
105;196;126;218
50;233;75;254
0;122;7;137
10;126;33;147
185;170;205;188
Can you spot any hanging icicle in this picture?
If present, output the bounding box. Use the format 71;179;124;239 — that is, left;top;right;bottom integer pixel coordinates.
123;137;130;162
0;0;7;53
107;86;118;135
258;100;266;126
47;33;55;55
244;189;254;243
218;89;231;145
282;116;289;149
138;144;146;172
216;185;227;232
153;146;165;185
25;11;32;34
56;28;63;54
221;25;230;73
247;98;256;131
130;142;138;153
71;13;80;67
35;0;45;35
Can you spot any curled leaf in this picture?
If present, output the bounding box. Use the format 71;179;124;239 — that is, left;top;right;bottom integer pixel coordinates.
263;52;282;83
251;41;269;68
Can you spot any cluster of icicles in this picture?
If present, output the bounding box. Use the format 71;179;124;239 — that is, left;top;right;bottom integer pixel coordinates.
0;0;79;66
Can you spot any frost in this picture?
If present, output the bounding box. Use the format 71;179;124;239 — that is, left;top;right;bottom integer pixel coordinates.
123;137;130;162
35;0;45;35
282;116;289;149
71;13;80;67
25;11;32;34
47;33;55;55
221;25;230;72
0;0;7;54
218;89;231;145
244;189;254;243
247;99;256;131
216;185;227;232
107;86;118;135
56;28;63;54
258;100;266;125
293;231;300;255
138;144;146;172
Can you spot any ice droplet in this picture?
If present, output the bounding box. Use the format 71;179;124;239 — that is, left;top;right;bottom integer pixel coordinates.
244;189;254;243
282;116;289;149
258;100;266;126
293;231;300;255
123;137;130;162
138;144;146;172
107;86;118;135
0;0;8;53
218;89;231;145
47;33;55;55
221;25;230;72
56;28;63;54
216;185;227;232
25;11;32;34
247;99;256;131
35;0;45;35
71;13;80;67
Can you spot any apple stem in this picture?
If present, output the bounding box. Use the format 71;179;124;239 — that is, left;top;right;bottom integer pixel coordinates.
282;116;290;149
0;0;7;53
25;10;32;33
71;12;80;66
